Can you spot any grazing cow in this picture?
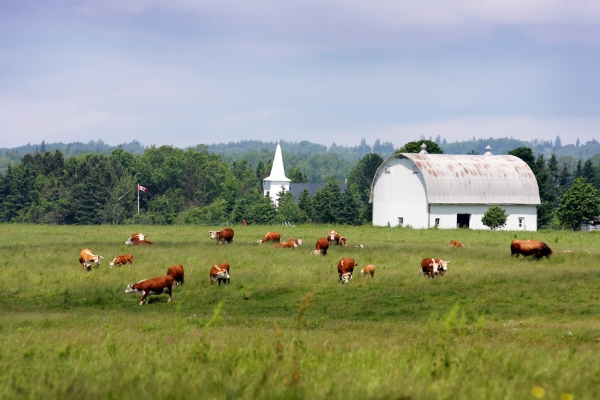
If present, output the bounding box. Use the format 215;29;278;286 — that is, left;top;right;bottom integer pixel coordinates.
125;275;174;306
360;264;375;278
510;240;553;259
287;238;303;246
328;230;341;245
339;236;348;246
125;233;154;245
258;232;281;244
79;248;103;271
210;263;230;285
209;228;234;245
338;258;356;284
167;264;185;286
421;258;450;278
450;240;464;248
109;254;133;268
312;238;330;255
274;240;297;248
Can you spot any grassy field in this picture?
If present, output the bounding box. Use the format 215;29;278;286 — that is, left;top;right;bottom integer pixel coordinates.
1;224;600;399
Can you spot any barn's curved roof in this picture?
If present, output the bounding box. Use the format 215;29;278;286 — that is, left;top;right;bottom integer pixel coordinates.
370;153;541;205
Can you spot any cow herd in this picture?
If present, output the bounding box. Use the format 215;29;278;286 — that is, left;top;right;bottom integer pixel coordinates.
77;229;554;306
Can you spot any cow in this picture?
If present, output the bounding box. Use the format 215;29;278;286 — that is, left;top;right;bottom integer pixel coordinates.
360;264;375;278
339;236;348;247
421;258;450;278
125;233;154;245
274;240;297;248
209;228;234;245
328;230;341;245
125;275;174;306
210;262;230;285
450;240;464;248
79;248;103;271
167;264;185;286
338;258;356;284
287;238;303;246
312;238;330;255
258;232;281;244
109;254;133;268
511;240;553;259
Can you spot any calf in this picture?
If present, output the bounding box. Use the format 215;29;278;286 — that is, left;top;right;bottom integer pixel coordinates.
450;240;464;248
328;230;341;245
209;228;234;245
125;233;154;245
167;264;185;286
421;258;450;278
287;238;303;246
109;253;133;268
360;264;375;278
258;231;281;244
312;238;329;255
274;240;297;248
338;258;356;284
210;262;230;285
125;275;174;306
79;248;103;271
339;236;348;247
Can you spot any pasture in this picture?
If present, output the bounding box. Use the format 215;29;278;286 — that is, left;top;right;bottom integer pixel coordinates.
1;224;600;399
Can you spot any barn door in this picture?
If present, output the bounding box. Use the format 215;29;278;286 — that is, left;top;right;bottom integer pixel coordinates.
457;214;471;228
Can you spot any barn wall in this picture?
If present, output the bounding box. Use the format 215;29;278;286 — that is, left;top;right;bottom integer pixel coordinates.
429;204;538;231
372;158;429;228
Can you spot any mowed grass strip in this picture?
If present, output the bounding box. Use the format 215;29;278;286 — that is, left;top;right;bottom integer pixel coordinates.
0;225;600;399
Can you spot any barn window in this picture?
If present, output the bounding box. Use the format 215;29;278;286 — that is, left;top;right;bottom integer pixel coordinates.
398;217;403;226
411;166;419;174
435;218;440;227
384;167;391;174
518;217;524;229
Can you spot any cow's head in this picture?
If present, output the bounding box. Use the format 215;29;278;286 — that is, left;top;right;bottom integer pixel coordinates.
297;239;303;246
125;284;139;294
210;270;229;284
340;272;352;284
125;238;133;245
328;231;337;241
311;249;321;255
436;260;449;276
209;231;218;239
109;258;116;268
360;268;367;275
94;255;103;265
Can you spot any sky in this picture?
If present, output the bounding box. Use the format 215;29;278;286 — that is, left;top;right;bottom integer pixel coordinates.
1;0;600;149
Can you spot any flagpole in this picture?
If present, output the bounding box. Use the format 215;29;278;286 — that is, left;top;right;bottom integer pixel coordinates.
137;184;140;214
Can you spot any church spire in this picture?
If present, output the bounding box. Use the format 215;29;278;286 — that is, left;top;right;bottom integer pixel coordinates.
265;141;290;182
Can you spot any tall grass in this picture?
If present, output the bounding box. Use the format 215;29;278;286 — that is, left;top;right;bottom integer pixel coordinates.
0;225;599;399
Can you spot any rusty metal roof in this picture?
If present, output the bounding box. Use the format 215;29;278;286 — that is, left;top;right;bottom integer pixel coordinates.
371;153;541;205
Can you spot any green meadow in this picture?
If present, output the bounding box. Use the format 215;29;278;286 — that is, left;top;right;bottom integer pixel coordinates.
1;224;600;399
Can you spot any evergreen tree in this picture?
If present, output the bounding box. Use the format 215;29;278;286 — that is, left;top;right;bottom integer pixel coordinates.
582;159;598;188
339;185;362;225
288;167;308;183
347;153;384;205
559;163;571;190
247;193;277;224
312;182;342;223
396;140;443;154
508;147;537;174
297;189;314;222
557;177;600;230
548;154;559;181
554;136;562;151
574;159;583;179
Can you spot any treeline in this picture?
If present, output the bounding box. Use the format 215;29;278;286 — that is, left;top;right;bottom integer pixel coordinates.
0;146;381;226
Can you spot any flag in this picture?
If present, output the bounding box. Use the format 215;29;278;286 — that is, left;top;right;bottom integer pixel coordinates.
137;184;148;192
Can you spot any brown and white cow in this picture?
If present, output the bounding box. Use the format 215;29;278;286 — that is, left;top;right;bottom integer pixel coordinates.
338;258;356;284
274;240;297;248
421;258;450;278
210;262;230;285
511;240;553;259
79;248;104;271
109;253;133;268
125;233;154;245
125;275;174;306
258;231;281;244
287;238;303;246
328;230;341;245
450;240;464;248
167;264;185;286
312;238;330;255
360;264;375;278
209;228;234;245
339;236;348;247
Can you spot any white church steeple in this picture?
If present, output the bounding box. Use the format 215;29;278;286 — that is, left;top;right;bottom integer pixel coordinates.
263;141;291;204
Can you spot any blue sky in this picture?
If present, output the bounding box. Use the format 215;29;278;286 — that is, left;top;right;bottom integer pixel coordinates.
1;0;599;148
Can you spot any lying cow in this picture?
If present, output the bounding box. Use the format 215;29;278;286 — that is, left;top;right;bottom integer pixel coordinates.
450;240;464;248
421;258;450;278
287;238;303;246
209;228;234;245
511;240;553;259
109;253;133;268
79;248;103;271
274;240;297;248
125;233;154;245
258;231;281;244
360;264;375;278
125;275;174;306
312;238;329;255
338;258;356;284
167;264;184;286
210;262;230;285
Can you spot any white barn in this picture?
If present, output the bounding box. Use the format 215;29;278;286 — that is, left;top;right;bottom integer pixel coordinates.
369;146;540;231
